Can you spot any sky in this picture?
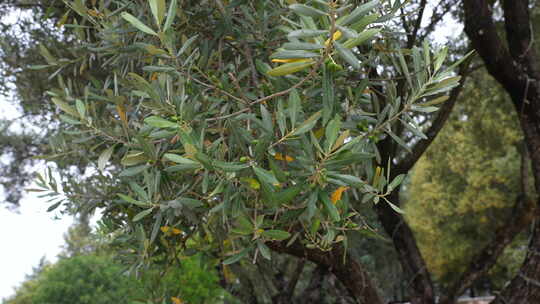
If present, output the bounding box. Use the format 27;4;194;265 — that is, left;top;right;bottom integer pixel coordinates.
0;196;73;300
0;101;73;300
0;0;463;300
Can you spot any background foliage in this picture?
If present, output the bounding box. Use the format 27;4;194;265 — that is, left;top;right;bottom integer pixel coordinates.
406;70;531;290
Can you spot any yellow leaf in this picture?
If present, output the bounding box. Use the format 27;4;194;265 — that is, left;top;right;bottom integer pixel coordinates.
325;30;342;46
162;226;182;236
274;153;294;162
331;186;349;204
116;104;128;127
373;166;382;187
271;58;311;63
223;264;236;283
79;62;87;75
171;297;183;304
267;60;315;76
145;45;169;55
184;143;197;158
331;130;350;151
56;11;70;28
241;177;260;190
313;127;325;139
87;9;104;18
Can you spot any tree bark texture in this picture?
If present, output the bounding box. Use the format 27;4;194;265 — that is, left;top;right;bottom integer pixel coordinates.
374;191;436;304
268;240;384;304
464;0;540;302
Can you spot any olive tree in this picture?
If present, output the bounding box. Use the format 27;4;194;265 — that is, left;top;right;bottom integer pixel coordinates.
31;0;466;302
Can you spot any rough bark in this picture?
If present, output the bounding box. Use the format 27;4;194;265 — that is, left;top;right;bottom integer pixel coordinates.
463;0;540;302
374;191;435;304
299;266;327;304
271;258;305;304
228;263;261;304
268;240;384;304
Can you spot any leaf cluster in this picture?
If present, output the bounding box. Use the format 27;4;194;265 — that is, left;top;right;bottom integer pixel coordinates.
32;0;466;270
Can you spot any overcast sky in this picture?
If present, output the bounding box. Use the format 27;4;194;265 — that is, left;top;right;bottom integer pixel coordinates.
0;100;73;300
0;197;72;300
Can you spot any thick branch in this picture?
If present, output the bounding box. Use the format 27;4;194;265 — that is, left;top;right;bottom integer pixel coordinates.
298;266;326;304
466;0;540;194
374;191;435;304
502;0;538;74
463;0;525;104
463;2;540;303
285;258;305;300
268;240;383;304
439;196;536;304
490;205;540;304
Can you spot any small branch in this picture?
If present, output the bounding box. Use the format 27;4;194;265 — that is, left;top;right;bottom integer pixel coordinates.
190;68;247;104
89;125;128;145
395;54;473;175
206;10;339;122
407;0;427;49
241;39;260;89
228;72;251;104
400;7;411;38
418;0;457;42
205;56;324;122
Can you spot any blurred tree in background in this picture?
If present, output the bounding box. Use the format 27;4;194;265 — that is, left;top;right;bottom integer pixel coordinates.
2;221;232;304
3;255;144;304
406;70;532;292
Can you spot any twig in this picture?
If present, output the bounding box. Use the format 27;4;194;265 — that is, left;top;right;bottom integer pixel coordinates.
206;10;339;122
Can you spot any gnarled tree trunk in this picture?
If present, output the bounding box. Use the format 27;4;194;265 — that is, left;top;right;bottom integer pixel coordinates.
463;0;540;302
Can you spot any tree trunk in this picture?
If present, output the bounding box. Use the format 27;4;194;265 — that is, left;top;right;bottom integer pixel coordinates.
375;191;436;304
268;239;384;304
298;266;326;304
463;0;540;302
